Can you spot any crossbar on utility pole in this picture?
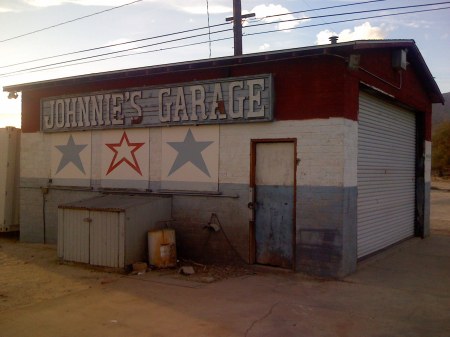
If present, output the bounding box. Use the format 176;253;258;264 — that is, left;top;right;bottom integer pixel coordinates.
226;0;255;56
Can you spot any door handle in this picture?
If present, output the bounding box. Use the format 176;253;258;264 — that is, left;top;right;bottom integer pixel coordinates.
247;202;254;209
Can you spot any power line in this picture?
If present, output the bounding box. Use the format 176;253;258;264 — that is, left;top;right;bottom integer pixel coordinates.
0;27;234;77
20;36;235;75
0;0;143;43
2;0;385;69
0;22;231;70
257;0;388;20
245;5;450;37
298;0;335;35
298;0;334;31
2;0;438;71
246;1;450;29
1;4;449;78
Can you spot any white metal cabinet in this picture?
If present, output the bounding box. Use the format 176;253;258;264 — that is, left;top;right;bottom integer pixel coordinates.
58;195;171;268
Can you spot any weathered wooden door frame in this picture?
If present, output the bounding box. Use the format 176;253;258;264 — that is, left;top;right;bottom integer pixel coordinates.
249;138;297;270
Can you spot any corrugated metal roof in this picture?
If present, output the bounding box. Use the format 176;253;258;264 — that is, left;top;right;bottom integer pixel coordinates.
3;39;444;103
58;194;170;212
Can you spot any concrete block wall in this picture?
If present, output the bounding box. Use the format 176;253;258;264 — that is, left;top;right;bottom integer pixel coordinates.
19;182;45;243
21;132;51;181
296;186;357;277
20;133;50;242
171;189;248;264
20;118;358;276
20;133;101;242
91;131;102;189
171;119;358;275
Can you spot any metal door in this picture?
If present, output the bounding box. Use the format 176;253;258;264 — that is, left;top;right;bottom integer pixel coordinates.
252;141;295;268
357;92;416;258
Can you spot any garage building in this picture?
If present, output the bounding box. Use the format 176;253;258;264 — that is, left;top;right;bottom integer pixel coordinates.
4;39;444;277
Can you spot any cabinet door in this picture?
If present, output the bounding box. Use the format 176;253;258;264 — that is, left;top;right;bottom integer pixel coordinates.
89;211;121;268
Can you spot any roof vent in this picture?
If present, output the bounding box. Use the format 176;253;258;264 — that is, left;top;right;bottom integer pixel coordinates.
329;36;338;44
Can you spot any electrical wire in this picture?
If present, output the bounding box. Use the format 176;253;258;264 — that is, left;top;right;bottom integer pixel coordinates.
246;1;450;29
0;22;231;70
0;27;233;77
2;4;449;78
2;1;443;71
1;0;385;69
257;0;388;20
19;36;234;75
0;0;143;43
246;0;388;24
244;5;450;37
299;0;333;32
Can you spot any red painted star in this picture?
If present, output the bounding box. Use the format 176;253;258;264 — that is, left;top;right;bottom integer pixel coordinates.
106;131;144;176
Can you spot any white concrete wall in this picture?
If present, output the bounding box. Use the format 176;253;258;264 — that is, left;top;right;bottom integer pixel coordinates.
21;132;51;181
220;118;357;188
20;117;358;270
21;117;358;189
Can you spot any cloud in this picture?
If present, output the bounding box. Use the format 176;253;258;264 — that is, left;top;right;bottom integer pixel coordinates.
403;20;430;29
316;22;387;45
23;0;61;6
161;0;231;14
22;0;232;13
0;1;32;11
23;0;128;6
177;4;231;15
259;43;270;51
250;4;309;32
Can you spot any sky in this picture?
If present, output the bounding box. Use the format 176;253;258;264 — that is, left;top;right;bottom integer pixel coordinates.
0;0;449;128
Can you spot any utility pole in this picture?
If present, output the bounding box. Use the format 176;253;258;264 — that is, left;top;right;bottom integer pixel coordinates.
226;0;255;56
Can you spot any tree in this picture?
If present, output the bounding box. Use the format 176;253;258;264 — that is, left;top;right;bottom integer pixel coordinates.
432;122;450;177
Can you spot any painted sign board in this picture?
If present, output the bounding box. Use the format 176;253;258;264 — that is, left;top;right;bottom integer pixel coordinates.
51;132;91;186
161;126;219;192
41;74;273;132
100;129;150;189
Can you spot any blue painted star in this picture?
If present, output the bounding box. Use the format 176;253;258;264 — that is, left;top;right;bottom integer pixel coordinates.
167;129;213;177
55;135;87;174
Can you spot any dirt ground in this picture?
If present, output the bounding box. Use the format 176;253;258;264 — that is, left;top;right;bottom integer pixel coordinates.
0;233;120;312
0;234;255;313
431;176;450;191
1;180;449;316
431;177;450;236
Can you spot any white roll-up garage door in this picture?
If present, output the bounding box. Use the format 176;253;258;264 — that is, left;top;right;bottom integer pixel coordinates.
357;92;416;258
